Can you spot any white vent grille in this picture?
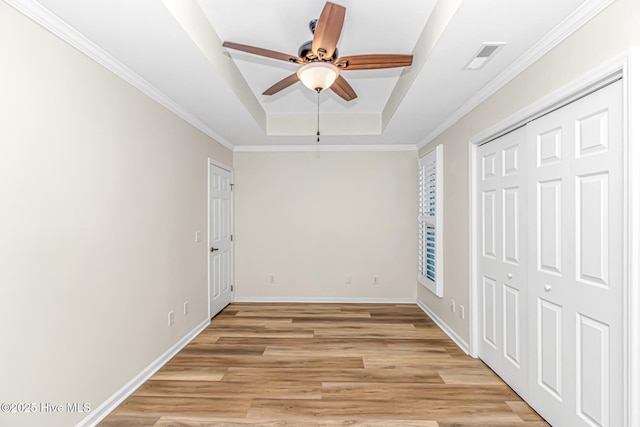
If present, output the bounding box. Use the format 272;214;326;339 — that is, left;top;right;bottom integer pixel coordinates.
477;44;500;58
465;43;505;70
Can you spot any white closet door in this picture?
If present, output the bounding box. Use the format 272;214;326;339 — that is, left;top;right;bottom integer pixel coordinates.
477;126;528;397
526;80;623;427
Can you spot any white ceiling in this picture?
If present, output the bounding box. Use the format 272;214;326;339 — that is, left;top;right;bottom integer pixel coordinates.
22;0;601;148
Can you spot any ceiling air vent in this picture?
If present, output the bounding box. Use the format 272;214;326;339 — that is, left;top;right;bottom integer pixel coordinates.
464;42;505;70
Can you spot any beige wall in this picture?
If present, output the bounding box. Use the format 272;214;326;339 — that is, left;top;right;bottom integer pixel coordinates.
234;150;418;301
417;0;640;342
0;4;231;427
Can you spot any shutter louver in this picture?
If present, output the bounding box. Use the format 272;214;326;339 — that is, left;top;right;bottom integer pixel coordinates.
418;145;443;297
425;223;436;282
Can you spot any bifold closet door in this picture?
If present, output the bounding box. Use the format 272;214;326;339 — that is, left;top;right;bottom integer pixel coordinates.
477;126;528;398
526;80;623;427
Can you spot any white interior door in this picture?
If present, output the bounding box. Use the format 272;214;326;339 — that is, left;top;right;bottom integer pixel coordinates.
477;126;529;398
209;161;233;318
526;80;623;427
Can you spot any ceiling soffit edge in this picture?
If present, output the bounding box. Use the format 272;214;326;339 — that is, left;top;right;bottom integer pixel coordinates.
266;113;382;136
161;0;266;132
382;0;463;130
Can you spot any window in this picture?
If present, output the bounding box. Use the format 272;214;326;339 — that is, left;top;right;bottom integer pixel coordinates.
418;144;443;297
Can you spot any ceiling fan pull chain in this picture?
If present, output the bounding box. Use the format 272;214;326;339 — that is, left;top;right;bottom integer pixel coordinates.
316;88;321;142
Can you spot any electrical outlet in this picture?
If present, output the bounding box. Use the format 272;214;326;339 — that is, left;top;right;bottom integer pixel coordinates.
450;299;456;312
194;231;202;243
345;275;351;284
373;275;379;285
168;311;175;326
269;274;275;284
459;305;465;319
184;301;189;316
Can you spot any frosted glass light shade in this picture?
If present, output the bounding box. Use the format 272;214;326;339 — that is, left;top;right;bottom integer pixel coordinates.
296;62;339;91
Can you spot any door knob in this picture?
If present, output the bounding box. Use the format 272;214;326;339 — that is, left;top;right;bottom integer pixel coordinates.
544;284;552;292
507;273;513;279
211;247;219;252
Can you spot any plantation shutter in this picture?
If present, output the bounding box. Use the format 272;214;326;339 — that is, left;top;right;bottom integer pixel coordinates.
418;145;443;297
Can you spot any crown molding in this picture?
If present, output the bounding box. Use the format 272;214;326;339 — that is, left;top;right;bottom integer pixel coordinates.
417;0;616;149
233;144;418;153
4;0;236;151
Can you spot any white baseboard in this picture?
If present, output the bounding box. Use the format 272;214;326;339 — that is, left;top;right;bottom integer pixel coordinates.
77;318;210;427
232;296;416;304
416;300;471;355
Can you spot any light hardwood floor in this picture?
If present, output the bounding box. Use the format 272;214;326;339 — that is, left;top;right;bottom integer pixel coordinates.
99;303;549;427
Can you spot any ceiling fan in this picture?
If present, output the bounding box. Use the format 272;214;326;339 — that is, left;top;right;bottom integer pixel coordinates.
222;2;413;102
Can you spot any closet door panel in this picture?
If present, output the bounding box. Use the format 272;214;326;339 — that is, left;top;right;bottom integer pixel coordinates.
477;126;528;397
526;80;623;427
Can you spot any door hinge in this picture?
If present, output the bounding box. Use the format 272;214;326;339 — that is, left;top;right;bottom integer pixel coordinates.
231;234;233;242
230;285;234;292
230;183;234;191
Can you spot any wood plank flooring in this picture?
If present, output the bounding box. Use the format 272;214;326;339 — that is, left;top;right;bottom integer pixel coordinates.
99;303;549;427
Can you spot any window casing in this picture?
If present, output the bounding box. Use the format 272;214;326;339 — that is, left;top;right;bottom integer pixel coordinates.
418;145;443;297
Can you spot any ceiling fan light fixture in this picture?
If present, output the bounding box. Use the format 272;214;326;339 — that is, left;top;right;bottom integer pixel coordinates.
296;62;339;92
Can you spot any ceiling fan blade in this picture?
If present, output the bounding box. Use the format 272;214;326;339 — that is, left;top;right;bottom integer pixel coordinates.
262;73;300;96
330;75;357;101
335;54;413;70
311;2;346;60
223;41;303;64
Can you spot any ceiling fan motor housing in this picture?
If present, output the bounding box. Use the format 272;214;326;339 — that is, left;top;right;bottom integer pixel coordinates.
298;40;338;62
